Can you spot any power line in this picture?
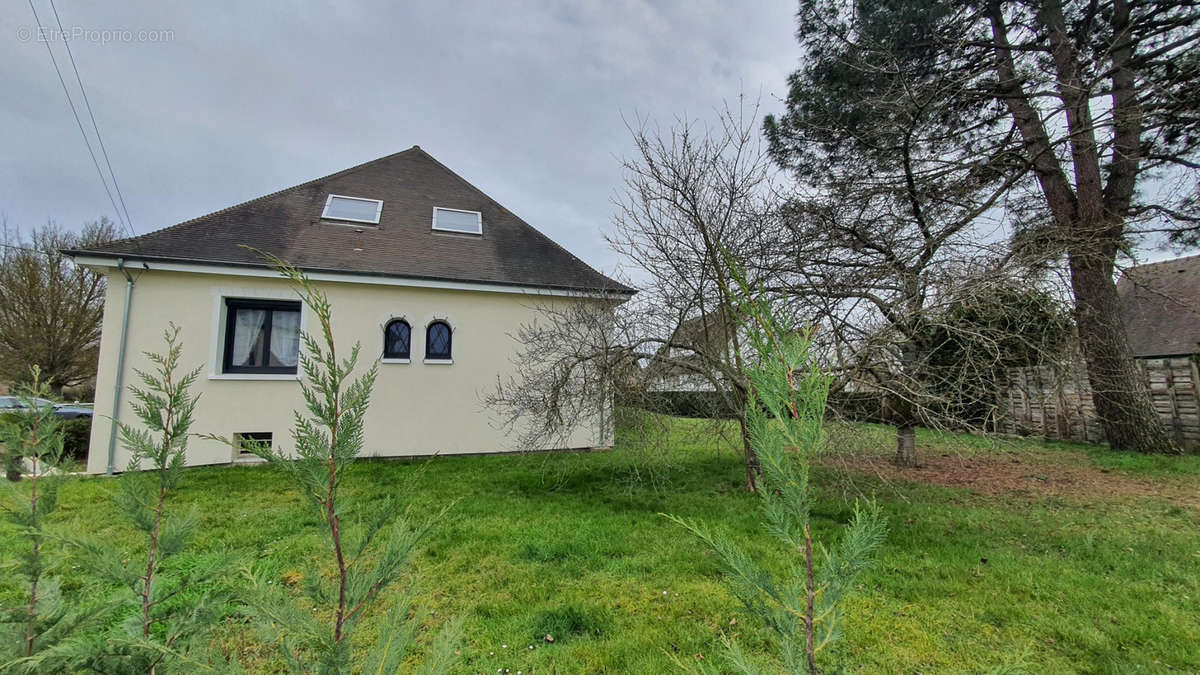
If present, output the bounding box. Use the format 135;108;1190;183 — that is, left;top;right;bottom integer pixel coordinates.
47;0;134;235
26;0;135;240
0;241;54;257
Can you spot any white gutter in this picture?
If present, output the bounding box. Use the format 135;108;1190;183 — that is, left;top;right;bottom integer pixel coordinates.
70;254;633;300
105;259;136;475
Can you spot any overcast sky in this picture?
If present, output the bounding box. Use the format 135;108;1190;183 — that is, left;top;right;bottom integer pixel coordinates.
2;1;800;279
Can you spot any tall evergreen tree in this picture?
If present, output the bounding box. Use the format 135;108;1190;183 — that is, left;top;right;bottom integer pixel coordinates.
767;0;1200;454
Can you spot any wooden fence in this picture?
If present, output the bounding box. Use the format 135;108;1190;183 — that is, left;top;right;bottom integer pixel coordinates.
996;356;1200;449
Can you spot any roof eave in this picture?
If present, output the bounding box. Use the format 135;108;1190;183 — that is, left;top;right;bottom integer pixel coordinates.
62;248;638;297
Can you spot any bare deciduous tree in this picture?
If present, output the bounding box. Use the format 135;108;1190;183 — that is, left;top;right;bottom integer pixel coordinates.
0;218;117;394
773;184;1055;465
488;103;779;491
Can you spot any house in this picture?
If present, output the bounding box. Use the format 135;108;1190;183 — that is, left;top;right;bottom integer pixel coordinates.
636;310;743;418
66;147;634;474
646;311;734;393
1117;253;1200;359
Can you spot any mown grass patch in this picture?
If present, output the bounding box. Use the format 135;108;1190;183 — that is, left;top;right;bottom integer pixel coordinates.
1;418;1197;672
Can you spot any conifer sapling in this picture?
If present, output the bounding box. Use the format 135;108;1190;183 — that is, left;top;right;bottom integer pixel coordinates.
223;255;459;673
75;324;229;673
0;367;99;674
667;270;887;674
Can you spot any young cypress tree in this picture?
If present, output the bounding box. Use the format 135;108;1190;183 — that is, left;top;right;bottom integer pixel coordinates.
668;271;887;674
72;325;230;673
0;368;101;674
228;256;459;673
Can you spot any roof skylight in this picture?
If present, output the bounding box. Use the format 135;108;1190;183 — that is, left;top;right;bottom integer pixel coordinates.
432;207;482;235
322;195;383;224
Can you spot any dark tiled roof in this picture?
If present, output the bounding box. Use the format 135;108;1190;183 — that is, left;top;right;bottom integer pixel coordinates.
1117;254;1200;357
68;147;633;294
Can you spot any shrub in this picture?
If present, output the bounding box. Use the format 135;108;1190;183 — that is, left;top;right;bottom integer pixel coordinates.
60;417;91;462
1;414;90;467
0;412;21;480
625;391;737;419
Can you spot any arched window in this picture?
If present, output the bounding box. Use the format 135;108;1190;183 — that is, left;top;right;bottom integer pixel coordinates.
383;319;411;359
425;321;452;360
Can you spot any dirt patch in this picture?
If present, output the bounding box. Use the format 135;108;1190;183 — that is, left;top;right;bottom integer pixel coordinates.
826;450;1200;508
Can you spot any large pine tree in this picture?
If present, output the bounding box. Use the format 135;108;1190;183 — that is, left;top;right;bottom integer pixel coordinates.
767;0;1200;453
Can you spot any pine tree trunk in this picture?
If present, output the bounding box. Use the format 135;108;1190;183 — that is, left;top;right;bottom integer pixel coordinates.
895;424;917;467
1069;251;1178;454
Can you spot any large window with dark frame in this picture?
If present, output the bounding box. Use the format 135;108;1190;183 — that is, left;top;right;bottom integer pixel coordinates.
425;321;452;360
383;319;411;359
222;298;302;374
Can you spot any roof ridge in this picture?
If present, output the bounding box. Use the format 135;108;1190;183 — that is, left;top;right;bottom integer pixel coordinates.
1125;253;1200;272
109;147;423;248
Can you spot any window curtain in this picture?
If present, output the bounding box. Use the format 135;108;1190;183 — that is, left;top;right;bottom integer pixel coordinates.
269;310;301;367
232;309;266;366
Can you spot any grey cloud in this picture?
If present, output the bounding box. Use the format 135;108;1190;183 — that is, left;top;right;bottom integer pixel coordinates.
1;0;800;276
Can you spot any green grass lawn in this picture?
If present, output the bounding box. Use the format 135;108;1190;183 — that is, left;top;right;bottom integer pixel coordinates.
2;419;1199;673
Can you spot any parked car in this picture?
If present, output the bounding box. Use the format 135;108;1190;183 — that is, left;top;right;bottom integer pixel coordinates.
50;403;93;420
0;396;93;419
0;395;55;411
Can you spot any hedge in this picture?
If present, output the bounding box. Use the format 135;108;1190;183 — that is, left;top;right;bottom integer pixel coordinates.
0;412;91;463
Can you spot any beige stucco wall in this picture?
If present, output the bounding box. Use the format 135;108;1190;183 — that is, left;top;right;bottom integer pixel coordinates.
86;269;612;473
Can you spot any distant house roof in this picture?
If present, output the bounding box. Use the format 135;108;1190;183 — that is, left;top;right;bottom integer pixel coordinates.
660;311;733;359
643;311;734;391
66;147;634;295
1117;254;1200;358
